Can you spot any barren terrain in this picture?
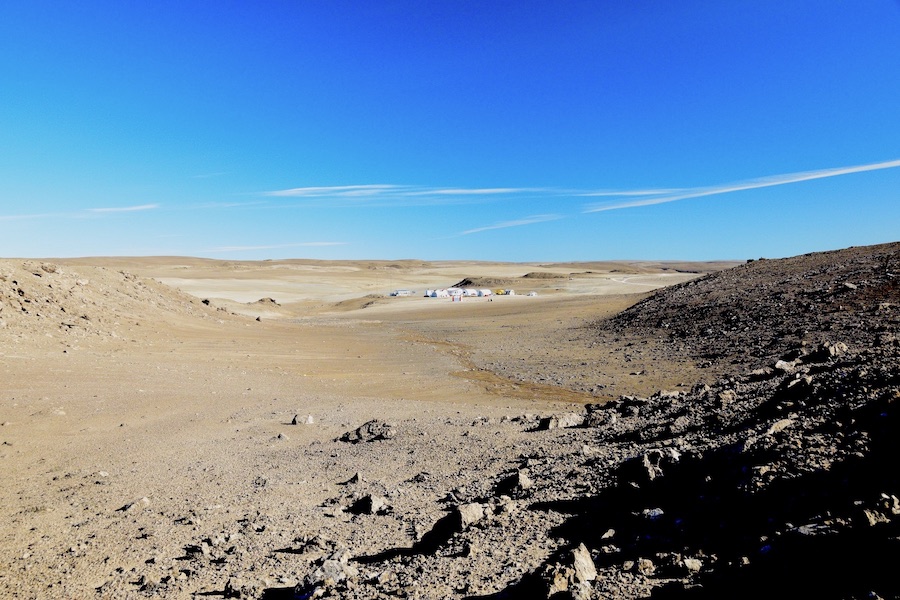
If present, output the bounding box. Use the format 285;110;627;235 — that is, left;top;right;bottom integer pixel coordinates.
1;247;898;599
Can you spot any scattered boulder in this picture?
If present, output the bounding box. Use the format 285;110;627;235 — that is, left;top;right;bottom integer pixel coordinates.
455;502;486;530
496;469;534;497
349;494;391;515
538;412;584;430
801;340;849;363
619;448;681;485
294;546;359;599
542;543;597;599
338;420;396;443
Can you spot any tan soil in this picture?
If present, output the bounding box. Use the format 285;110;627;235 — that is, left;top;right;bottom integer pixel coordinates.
0;257;734;599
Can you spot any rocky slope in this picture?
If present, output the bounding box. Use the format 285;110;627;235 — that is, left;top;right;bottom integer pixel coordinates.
0;260;231;348
285;243;900;600
604;242;900;373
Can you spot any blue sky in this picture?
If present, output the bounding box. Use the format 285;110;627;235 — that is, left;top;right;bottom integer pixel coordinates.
2;1;899;262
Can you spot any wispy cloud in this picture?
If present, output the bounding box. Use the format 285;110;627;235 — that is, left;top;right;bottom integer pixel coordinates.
411;187;535;196
459;214;563;236
267;183;675;202
263;158;900;215
265;185;402;198
0;212;61;221
263;184;547;206
583;158;900;213
1;204;160;222
193;200;268;209
206;242;347;253
87;203;160;213
578;188;682;198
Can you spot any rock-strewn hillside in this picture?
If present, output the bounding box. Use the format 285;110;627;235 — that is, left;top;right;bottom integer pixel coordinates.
0;260;230;347
605;242;900;371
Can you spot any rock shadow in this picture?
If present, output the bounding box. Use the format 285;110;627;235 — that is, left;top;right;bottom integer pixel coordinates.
487;393;900;599
355;511;464;564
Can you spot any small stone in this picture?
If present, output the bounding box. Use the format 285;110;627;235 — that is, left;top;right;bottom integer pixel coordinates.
295;547;359;597
863;509;890;527
642;507;665;521
456;503;485;529
516;471;533;491
224;577;254;598
749;367;775;380
119;497;150;512
571;543;597;583
717;390;737;405
636;557;656;576
774;360;796;374
683;557;703;572
766;418;794;436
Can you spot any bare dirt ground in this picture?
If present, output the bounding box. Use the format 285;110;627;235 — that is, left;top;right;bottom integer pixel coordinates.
2;248;897;600
0;258;720;599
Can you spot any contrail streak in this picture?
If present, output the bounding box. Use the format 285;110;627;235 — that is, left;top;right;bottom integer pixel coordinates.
584;158;900;212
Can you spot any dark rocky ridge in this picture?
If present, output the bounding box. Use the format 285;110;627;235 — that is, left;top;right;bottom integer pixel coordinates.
604;242;900;372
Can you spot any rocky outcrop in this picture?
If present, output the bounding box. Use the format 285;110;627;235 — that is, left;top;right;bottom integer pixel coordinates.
337;420;397;443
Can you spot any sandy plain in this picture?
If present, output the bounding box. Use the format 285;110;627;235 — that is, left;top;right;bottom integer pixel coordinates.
0;256;735;599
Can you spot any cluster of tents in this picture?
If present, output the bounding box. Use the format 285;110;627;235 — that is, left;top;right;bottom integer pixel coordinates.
423;287;495;298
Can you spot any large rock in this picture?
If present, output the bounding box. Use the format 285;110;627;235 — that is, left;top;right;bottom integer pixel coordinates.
542;543;597;599
338;420;396;443
456;502;486;529
538;412;584;430
349;494;390;515
619;448;681;485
